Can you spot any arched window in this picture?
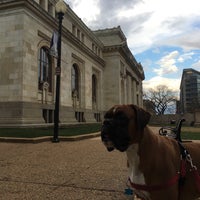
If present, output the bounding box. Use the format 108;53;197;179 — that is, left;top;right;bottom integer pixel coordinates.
92;74;97;103
38;47;52;92
72;64;79;99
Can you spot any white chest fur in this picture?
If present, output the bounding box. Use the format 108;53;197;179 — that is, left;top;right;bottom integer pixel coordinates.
126;144;145;184
126;144;150;199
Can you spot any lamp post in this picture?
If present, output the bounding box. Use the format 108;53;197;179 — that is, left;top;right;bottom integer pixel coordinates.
52;0;67;143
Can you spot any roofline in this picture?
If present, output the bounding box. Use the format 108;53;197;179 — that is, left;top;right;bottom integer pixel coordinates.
93;26;127;42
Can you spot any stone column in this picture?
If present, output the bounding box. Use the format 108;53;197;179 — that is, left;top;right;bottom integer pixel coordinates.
45;0;48;11
127;76;132;104
132;80;137;104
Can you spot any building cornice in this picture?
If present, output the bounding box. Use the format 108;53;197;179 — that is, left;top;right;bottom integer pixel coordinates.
93;26;127;42
0;0;58;31
103;43;145;80
0;0;105;67
65;5;104;48
62;27;105;67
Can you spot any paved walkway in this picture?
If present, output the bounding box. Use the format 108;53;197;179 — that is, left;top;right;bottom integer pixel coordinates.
0;129;199;200
0;137;129;200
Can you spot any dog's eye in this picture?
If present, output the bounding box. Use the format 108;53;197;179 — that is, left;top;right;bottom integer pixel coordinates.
113;112;128;125
103;119;113;126
114;111;127;119
104;113;113;119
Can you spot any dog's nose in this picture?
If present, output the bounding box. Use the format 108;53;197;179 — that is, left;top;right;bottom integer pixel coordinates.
107;147;115;152
103;118;113;126
101;119;114;133
102;119;114;133
101;125;109;139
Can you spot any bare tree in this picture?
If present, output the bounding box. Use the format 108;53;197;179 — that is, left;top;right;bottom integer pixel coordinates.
144;85;177;115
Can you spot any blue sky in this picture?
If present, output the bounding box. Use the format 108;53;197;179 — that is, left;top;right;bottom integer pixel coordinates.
65;0;200;94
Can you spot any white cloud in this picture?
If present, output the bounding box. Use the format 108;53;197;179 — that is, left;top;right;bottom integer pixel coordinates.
192;60;200;70
162;29;200;51
66;0;200;91
67;0;100;22
67;0;200;54
177;51;194;63
143;76;181;93
154;51;179;76
125;0;200;54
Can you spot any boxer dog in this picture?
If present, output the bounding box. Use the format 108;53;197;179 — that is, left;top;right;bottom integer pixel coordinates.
101;104;200;200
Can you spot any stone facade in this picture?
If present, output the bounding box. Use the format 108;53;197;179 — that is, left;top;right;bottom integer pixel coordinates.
94;28;144;110
194;110;200;127
0;0;144;126
150;113;195;126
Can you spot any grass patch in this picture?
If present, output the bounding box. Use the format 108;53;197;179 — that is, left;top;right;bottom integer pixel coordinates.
173;127;200;140
0;124;199;140
181;131;200;140
156;126;200;140
0;123;101;138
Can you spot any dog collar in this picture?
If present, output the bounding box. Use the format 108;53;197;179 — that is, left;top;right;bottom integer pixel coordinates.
128;173;180;192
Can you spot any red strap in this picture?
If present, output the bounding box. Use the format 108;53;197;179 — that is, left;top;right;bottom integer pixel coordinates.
129;174;179;192
192;169;200;192
180;160;186;177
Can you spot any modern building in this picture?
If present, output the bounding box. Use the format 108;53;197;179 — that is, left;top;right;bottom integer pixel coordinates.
180;68;200;113
0;0;145;126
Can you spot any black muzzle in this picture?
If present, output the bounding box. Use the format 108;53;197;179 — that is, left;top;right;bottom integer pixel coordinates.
101;118;115;151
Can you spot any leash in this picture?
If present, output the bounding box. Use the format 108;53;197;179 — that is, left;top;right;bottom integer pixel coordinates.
177;142;200;199
178;142;200;192
184;151;200;192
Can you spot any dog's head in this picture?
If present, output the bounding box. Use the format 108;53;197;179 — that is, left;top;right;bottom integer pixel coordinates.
101;104;151;152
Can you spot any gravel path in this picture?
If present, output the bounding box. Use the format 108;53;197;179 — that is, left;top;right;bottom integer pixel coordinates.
0;134;199;200
0;137;129;200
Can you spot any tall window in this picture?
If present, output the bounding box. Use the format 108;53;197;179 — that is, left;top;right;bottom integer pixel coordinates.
77;29;80;40
92;74;97;103
72;64;79;99
72;24;76;35
81;33;85;43
38;47;52;92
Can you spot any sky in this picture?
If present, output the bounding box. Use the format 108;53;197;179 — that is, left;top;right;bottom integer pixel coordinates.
65;0;200;95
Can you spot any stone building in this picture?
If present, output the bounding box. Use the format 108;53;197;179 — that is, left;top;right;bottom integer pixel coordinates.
0;0;145;126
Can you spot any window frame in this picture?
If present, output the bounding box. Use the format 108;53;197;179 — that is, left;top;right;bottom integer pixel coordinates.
38;46;53;92
92;74;97;103
71;64;79;99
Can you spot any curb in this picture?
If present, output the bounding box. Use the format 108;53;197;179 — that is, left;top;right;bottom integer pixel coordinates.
0;132;101;143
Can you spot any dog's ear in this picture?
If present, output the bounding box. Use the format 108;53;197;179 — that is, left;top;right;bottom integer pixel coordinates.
129;104;151;130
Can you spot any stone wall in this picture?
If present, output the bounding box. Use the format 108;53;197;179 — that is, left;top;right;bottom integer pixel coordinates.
150;113;195;126
194;110;200;127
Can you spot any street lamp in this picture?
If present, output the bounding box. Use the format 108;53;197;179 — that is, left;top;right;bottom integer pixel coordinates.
52;0;67;143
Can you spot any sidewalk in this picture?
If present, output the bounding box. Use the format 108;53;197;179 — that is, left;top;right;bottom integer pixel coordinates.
0;137;129;200
0;132;101;143
0;130;200;200
0;126;199;144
